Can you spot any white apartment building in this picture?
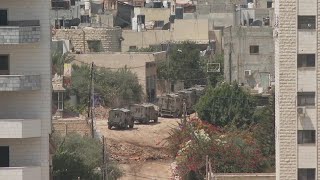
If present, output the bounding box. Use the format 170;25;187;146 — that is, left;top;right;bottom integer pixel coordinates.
275;0;318;180
0;0;52;180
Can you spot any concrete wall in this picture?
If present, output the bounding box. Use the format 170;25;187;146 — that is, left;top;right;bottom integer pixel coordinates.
134;7;171;24
211;173;275;180
122;19;209;51
224;26;274;92
53;27;122;52
70;52;163;101
0;0;52;179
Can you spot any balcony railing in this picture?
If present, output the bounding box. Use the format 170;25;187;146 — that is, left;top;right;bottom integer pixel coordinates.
0;119;41;138
0;167;41;180
0;75;40;91
0;20;40;44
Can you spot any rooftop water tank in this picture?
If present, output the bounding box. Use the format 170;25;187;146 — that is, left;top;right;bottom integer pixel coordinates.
248;2;254;8
85;1;91;10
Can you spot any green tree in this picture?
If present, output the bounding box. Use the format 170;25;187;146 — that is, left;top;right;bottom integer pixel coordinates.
52;52;74;75
157;41;206;88
69;64;143;112
252;93;275;171
52;133;123;180
196;82;255;128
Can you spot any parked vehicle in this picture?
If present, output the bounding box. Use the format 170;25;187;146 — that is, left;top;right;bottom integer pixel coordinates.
130;103;158;124
108;108;134;129
158;85;206;118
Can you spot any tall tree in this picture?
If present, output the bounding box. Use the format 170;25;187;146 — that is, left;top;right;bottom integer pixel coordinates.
196;82;256;128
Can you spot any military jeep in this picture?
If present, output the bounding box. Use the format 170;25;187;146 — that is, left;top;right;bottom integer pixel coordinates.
129;103;158;124
108;108;134;129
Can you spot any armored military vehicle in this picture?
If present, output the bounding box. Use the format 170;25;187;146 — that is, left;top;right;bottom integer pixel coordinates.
130;103;158;124
158;93;183;117
108;108;134;129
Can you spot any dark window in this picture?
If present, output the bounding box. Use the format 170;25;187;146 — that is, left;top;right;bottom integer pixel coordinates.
0;146;9;167
298;54;315;68
0;55;9;75
243;20;247;26
298;169;315;180
250;45;259;54
51;0;70;9
249;18;253;25
298;16;316;29
87;40;102;52
80;15;90;23
267;1;272;8
70;0;76;6
298;130;316;144
154;21;164;29
247;0;253;3
298;92;315;106
0;10;8;26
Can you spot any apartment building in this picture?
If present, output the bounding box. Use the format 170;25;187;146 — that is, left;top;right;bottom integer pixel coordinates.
275;0;318;180
0;0;52;180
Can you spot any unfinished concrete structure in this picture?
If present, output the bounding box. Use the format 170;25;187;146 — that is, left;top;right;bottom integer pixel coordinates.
275;0;319;179
0;0;52;179
53;27;122;52
224;26;274;93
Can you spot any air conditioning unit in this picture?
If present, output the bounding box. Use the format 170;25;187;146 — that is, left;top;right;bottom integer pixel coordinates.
297;107;306;116
244;70;252;77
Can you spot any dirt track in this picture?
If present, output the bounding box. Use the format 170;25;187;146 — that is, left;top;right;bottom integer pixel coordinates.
95;117;180;179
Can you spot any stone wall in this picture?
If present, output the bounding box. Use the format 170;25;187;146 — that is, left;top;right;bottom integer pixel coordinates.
274;0;297;179
53;27;122;52
52;119;92;137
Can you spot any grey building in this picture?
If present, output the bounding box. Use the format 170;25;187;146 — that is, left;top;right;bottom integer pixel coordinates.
223;26;274;93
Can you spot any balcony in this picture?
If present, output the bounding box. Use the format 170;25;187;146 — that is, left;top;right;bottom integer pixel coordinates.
0;119;41;138
0;167;41;180
0;20;40;44
0;75;40;91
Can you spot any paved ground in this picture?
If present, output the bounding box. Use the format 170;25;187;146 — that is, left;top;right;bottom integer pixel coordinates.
95;117;181;179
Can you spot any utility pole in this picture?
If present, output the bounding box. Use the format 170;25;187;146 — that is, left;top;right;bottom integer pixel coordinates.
102;136;106;180
182;99;187;125
88;62;95;138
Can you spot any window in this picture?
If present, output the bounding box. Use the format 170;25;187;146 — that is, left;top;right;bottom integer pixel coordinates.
0;146;9;167
80;15;90;23
298;54;315;68
70;0;75;6
298;16;316;29
250;45;259;54
243;20;247;26
0;10;8;26
0;55;9;75
298;169;315;180
298;130;316;144
298;92;315;106
154;21;164;29
87;40;102;52
249;18;253;25
267;1;272;8
57;92;64;111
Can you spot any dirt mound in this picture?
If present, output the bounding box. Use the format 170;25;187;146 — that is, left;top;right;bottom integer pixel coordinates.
108;140;170;163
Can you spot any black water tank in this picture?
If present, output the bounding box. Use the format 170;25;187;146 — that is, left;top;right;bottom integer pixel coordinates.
175;7;183;19
153;1;162;8
169;15;175;23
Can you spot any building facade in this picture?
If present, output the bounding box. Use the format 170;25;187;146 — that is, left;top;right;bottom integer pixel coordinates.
224;26;274;93
0;0;52;180
275;0;318;179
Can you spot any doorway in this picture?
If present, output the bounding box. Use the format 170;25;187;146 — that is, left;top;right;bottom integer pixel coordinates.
0;146;9;167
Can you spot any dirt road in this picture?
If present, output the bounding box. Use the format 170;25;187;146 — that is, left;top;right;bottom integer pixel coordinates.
95;117;180;179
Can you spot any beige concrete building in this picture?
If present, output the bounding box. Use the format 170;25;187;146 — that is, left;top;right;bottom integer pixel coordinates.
71;52;166;102
0;0;52;179
275;0;318;179
122;19;209;51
